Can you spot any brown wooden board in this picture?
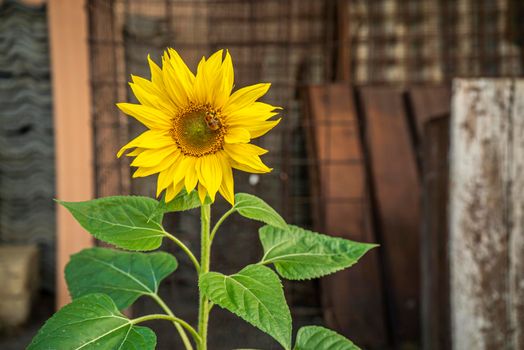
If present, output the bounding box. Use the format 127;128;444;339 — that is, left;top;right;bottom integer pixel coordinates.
303;84;388;348
420;116;451;350
409;86;451;140
408;85;452;350
359;87;421;348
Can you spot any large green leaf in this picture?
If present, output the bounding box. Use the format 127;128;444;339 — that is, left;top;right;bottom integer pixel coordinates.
200;264;292;349
259;225;377;280
66;247;177;309
28;294;156;350
294;326;360;350
58;196;166;251
234;193;286;229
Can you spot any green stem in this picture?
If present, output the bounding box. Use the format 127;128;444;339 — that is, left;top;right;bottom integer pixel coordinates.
198;204;211;350
149;293;194;350
131;314;201;345
164;231;201;273
209;207;235;243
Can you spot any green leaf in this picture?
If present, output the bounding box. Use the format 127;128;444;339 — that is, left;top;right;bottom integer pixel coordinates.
66;247;177;309
164;190;211;212
259;225;377;280
28;294;156;350
57;196;166;251
234;193;286;229
294;326;360;350
200;264;292;350
145;190;212;221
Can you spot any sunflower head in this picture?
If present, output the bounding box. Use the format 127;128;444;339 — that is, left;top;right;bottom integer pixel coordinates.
116;49;281;205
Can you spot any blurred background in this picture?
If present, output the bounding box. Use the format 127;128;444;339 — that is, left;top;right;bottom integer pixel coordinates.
1;0;523;349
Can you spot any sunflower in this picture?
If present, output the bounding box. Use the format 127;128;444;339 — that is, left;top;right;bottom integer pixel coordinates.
116;49;281;204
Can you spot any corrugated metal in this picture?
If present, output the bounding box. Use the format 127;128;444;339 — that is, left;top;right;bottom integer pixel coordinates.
0;0;55;292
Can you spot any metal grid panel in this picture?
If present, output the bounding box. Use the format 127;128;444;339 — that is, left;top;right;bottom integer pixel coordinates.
346;0;523;84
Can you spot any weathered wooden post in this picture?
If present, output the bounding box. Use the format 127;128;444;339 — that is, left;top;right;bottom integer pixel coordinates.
449;79;524;349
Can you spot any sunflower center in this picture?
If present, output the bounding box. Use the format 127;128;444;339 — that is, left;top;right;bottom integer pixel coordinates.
171;104;225;157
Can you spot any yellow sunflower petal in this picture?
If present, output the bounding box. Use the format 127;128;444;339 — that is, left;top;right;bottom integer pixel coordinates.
161;49;195;109
156;167;174;197
172;156;194;187
129;81;157;107
162;55;189;109
117;130;172;157
126;148;144;157
131;146;178;168
167;48;195;86
117;103;172;130
170;180;185;201
184;158;198;192
204;50;226;106
224;126;251;144
165;179;184;203
223;83;271;115
226;106;280;126
132;151;180;178
148;54;165;90
129;79;175;115
131;75;161;95
192;57;208;105
198;183;207;203
224;143;271;173
246;118;281;139
199;155;222;201
227;102;280;121
218;152;234;205
222;50;234;96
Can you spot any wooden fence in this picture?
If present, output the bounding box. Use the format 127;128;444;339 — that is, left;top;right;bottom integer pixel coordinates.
304;79;523;349
304;84;451;349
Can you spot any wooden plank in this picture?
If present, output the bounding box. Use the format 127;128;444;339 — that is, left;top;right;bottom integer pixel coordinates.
420;116;451;350
409;85;451;140
359;87;421;347
336;0;351;81
408;85;452;350
48;0;94;308
303;84;388;348
510;80;524;350
449;79;515;349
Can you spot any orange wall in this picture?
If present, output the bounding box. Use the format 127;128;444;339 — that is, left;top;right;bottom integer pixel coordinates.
48;0;94;309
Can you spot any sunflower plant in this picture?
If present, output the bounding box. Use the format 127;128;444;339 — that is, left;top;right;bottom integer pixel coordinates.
29;49;375;350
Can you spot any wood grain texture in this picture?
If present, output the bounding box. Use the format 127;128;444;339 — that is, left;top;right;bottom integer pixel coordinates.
449;79;524;349
509;80;524;349
359;87;421;347
48;0;94;308
303;84;388;348
420;116;451;350
409;85;451;140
